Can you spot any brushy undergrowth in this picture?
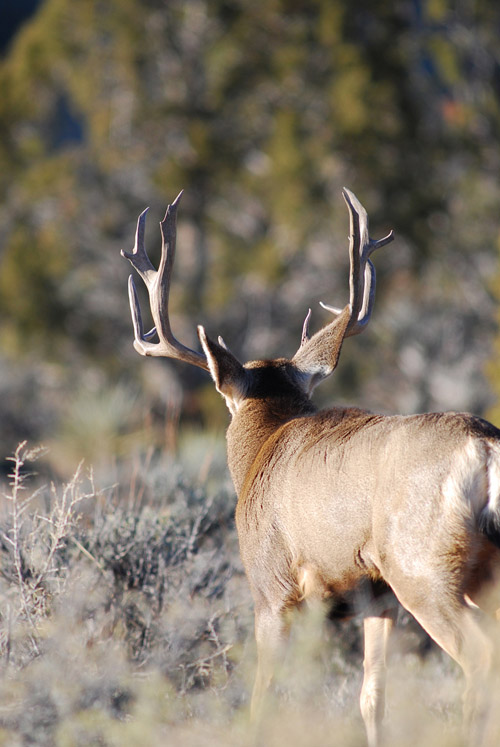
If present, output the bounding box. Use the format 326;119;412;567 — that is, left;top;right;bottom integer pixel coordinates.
1;443;500;746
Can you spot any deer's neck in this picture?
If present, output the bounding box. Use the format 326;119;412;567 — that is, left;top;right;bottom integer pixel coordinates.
226;397;315;496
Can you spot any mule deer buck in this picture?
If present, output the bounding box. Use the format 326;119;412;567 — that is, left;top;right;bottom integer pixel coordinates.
122;189;500;745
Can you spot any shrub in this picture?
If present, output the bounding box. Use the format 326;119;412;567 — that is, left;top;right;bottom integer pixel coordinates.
2;442;494;746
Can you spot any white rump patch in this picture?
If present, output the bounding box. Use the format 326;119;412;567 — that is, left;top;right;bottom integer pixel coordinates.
485;440;500;518
441;438;489;520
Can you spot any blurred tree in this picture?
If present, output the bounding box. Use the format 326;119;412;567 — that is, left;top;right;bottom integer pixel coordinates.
0;0;500;468
0;0;41;55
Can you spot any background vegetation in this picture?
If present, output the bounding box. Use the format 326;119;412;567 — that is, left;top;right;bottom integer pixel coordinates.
1;0;500;744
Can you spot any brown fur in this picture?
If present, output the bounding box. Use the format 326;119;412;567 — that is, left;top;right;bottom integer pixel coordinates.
218;366;500;746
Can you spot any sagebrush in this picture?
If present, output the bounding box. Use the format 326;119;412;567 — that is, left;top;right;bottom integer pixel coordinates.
0;443;491;746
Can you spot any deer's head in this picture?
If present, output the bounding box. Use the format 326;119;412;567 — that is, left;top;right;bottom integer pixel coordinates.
121;190;393;417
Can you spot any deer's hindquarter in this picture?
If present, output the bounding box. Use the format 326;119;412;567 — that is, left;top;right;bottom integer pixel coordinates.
362;414;500;605
234;410;500;608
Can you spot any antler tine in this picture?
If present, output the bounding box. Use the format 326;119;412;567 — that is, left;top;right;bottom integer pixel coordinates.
121;208;156;284
127;274;145;349
343;188;365;330
122;192;209;370
341;188;394;337
300;308;312;348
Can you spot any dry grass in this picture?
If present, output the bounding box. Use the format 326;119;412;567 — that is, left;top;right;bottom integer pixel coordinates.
1;443;500;746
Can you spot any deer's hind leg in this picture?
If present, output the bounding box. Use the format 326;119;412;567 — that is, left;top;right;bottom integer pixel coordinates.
250;561;332;719
360;611;395;747
396;585;495;744
250;598;292;721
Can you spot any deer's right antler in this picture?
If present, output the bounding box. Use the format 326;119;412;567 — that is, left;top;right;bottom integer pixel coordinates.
292;189;393;390
121;192;209;371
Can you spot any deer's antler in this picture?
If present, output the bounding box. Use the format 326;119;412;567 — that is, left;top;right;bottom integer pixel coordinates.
293;189;393;388
121;192;209;370
334;188;394;336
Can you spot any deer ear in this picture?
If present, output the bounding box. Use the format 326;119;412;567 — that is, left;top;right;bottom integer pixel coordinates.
292;305;351;393
198;326;248;412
